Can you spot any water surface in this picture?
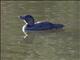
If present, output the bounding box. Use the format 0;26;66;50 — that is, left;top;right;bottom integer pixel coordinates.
1;1;80;60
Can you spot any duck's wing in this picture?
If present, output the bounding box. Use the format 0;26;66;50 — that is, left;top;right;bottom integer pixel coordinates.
33;22;54;29
34;22;64;29
35;21;42;24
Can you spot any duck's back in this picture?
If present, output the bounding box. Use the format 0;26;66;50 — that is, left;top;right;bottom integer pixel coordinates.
26;22;57;31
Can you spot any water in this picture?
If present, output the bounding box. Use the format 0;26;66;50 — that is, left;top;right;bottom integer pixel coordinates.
1;1;80;60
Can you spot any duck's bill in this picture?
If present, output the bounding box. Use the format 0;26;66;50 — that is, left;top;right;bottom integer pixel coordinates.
19;16;25;20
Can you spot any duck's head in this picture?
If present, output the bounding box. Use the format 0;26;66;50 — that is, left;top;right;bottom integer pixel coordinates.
19;15;35;26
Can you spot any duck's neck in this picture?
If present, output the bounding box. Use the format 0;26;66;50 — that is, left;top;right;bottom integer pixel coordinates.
23;20;34;27
23;20;28;25
25;19;34;26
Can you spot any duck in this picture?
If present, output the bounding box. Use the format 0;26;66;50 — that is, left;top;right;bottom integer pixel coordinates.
19;15;64;38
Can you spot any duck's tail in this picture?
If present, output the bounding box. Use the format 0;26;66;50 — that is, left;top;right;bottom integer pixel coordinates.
52;24;64;29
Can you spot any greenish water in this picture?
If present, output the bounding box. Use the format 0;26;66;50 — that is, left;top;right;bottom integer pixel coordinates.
1;1;80;60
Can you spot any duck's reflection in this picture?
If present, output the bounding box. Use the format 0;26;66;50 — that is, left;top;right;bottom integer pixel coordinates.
23;29;64;44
